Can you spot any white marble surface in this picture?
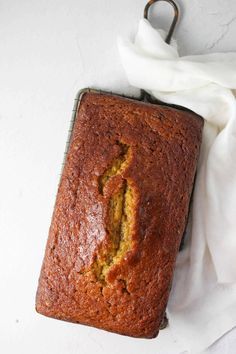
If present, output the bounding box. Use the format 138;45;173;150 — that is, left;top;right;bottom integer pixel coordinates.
0;1;236;353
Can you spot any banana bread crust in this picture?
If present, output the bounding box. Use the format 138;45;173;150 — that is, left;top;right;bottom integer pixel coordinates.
36;91;203;338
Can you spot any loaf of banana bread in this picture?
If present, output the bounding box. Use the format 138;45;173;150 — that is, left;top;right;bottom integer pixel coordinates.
36;90;203;338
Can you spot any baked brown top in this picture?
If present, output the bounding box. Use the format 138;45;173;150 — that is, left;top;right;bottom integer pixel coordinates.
36;91;203;338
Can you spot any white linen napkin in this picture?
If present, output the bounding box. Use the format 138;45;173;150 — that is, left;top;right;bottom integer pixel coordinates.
118;19;236;353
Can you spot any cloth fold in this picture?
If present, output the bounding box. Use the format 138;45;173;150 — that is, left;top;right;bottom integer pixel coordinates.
118;19;236;352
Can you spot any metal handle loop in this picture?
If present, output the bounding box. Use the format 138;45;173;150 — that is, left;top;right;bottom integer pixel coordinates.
144;0;179;44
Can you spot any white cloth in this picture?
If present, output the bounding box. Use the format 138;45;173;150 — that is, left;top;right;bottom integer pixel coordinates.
118;19;236;353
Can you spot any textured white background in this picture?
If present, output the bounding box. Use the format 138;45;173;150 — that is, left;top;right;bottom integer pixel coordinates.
1;1;236;353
